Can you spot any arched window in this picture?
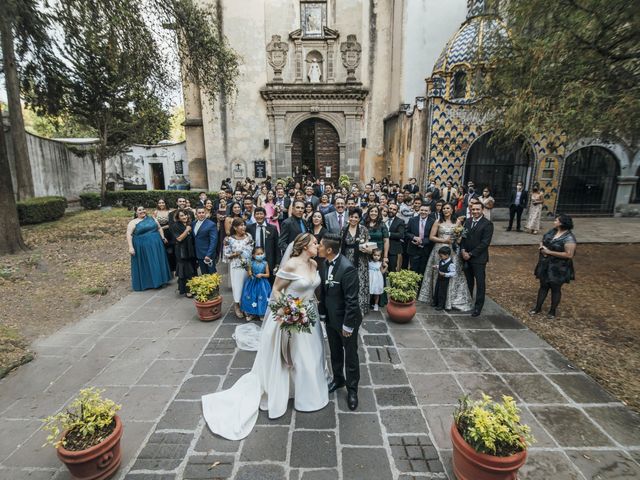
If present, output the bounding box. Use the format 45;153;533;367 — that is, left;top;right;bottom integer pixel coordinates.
452;71;467;99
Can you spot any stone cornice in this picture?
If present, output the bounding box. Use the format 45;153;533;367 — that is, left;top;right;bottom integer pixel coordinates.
260;83;369;102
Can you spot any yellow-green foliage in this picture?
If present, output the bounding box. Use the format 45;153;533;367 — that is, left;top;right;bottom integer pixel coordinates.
42;388;121;449
454;394;534;456
384;269;423;302
186;273;222;302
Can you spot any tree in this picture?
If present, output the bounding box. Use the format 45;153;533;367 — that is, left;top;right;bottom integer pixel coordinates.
22;107;97;139
479;0;640;151
0;102;27;254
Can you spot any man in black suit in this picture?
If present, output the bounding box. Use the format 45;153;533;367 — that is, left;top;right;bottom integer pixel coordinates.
273;186;290;222
403;177;419;194
278;200;307;254
318;233;362;411
507;181;528;232
405;205;435;279
304;186;320;210
247;207;280;283
460;202;494;316
384;203;405;272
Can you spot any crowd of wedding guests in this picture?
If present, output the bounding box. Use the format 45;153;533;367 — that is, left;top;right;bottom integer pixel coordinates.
127;175;576;319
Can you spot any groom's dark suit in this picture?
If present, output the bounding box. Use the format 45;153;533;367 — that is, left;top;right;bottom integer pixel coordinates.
460;216;494;314
318;254;362;393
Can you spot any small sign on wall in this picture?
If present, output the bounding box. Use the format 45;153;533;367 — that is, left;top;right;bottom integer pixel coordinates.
232;162;246;179
174;160;184;175
254;160;267;179
325;166;331;178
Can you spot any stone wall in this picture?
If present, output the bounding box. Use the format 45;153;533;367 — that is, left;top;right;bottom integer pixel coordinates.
3;114;188;199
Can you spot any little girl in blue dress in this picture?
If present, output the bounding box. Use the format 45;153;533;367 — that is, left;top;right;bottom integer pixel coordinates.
240;247;272;320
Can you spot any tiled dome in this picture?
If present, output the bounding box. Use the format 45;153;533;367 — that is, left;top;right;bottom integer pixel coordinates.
433;0;510;74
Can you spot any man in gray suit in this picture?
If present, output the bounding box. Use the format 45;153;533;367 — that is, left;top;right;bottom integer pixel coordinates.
304;186;320;210
324;197;347;234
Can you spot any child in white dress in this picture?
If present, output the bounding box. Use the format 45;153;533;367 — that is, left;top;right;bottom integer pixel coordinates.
369;249;387;311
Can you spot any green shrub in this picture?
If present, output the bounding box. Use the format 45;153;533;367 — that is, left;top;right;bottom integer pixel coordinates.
104;190;218;209
17;196;67;225
79;193;101;210
384;269;423;303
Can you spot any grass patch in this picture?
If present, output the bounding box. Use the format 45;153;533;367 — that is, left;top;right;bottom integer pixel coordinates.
0;325;33;378
82;286;109;296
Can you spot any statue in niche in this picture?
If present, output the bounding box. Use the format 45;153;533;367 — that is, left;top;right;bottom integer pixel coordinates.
340;34;362;83
308;59;322;83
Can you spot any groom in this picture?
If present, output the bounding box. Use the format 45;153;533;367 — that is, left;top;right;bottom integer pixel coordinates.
317;233;362;410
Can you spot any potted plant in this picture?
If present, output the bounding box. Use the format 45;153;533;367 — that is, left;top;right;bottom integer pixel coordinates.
43;388;123;480
451;394;534;480
384;269;422;323
186;273;223;321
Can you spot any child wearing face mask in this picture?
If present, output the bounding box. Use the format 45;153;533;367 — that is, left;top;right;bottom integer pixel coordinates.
240;247;272;320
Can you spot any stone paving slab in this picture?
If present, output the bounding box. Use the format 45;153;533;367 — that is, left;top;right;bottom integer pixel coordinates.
1;277;640;479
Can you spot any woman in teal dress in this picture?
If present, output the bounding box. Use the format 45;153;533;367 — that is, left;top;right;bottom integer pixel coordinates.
127;206;172;291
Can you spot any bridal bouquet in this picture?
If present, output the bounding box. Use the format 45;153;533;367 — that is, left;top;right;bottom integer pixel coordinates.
451;225;468;254
270;293;317;334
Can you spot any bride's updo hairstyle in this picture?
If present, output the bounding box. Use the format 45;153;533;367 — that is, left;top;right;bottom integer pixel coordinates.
291;233;314;257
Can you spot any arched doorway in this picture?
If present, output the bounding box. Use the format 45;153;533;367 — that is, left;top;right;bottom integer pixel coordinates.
557;146;619;214
291;118;340;184
464;132;533;205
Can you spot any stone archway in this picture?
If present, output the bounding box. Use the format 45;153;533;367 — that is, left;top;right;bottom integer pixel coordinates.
291;118;340;183
557;146;620;214
464;131;534;205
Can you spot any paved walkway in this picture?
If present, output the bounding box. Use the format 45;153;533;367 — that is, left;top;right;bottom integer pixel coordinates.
491;217;640;245
1;283;639;480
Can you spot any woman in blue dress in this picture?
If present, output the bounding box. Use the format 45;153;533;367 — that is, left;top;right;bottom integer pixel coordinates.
240;246;272;320
127;206;172;291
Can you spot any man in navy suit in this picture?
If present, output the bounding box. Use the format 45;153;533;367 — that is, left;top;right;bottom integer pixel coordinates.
193;207;218;274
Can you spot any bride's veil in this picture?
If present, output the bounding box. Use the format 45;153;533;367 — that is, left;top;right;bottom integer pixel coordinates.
232;241;295;350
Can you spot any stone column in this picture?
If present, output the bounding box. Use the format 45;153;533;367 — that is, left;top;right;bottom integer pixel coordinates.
284;143;293;177
327;40;335;83
273;114;287;177
294;41;303;83
344;114;360;180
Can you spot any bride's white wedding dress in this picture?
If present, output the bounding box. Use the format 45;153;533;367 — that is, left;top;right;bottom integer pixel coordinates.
202;269;329;440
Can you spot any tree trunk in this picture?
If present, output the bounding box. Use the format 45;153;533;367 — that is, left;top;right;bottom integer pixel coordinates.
0;14;35;201
0;104;28;255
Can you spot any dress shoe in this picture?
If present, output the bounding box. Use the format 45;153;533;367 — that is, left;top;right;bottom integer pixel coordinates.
516;228;523;232
528;309;540;315
434;306;444;311
347;391;358;411
328;380;346;393
506;227;512;231
471;310;481;317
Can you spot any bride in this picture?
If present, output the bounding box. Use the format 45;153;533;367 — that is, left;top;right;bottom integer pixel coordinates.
417;203;473;310
202;233;329;440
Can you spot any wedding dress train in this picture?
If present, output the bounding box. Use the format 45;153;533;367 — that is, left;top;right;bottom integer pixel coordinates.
202;269;329;440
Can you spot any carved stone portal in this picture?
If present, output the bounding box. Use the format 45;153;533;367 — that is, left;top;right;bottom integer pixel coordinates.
340;34;362;83
266;35;289;82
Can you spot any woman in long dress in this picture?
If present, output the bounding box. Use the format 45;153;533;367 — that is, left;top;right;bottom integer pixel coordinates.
479;187;495;221
127;206;172;291
223;217;254;318
202;233;329;440
417;203;473;310
340;207;372;315
525;186;544;234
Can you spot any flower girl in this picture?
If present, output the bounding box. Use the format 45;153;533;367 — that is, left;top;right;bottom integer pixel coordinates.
240;247;272;320
369;249;387;311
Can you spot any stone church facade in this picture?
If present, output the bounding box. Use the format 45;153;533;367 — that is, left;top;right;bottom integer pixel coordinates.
183;0;640;215
182;0;469;190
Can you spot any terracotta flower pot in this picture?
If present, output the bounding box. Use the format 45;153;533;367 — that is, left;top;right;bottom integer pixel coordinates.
451;422;527;480
57;415;123;480
195;296;223;321
386;298;416;323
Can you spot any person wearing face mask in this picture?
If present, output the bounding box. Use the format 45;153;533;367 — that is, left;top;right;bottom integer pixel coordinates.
240;247;272;320
247;207;280;283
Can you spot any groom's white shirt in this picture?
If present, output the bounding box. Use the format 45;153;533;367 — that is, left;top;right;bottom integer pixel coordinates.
324;253;354;335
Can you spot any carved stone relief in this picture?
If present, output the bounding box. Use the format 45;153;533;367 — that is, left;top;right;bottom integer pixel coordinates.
266;34;289;82
340;34;362;82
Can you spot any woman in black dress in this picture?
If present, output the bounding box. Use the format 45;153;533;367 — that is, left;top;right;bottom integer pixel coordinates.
309;211;327;244
529;214;576;318
171;210;198;297
340;207;372;315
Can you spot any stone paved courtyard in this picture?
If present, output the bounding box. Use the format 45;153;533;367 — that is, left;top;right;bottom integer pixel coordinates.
1;283;639;480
